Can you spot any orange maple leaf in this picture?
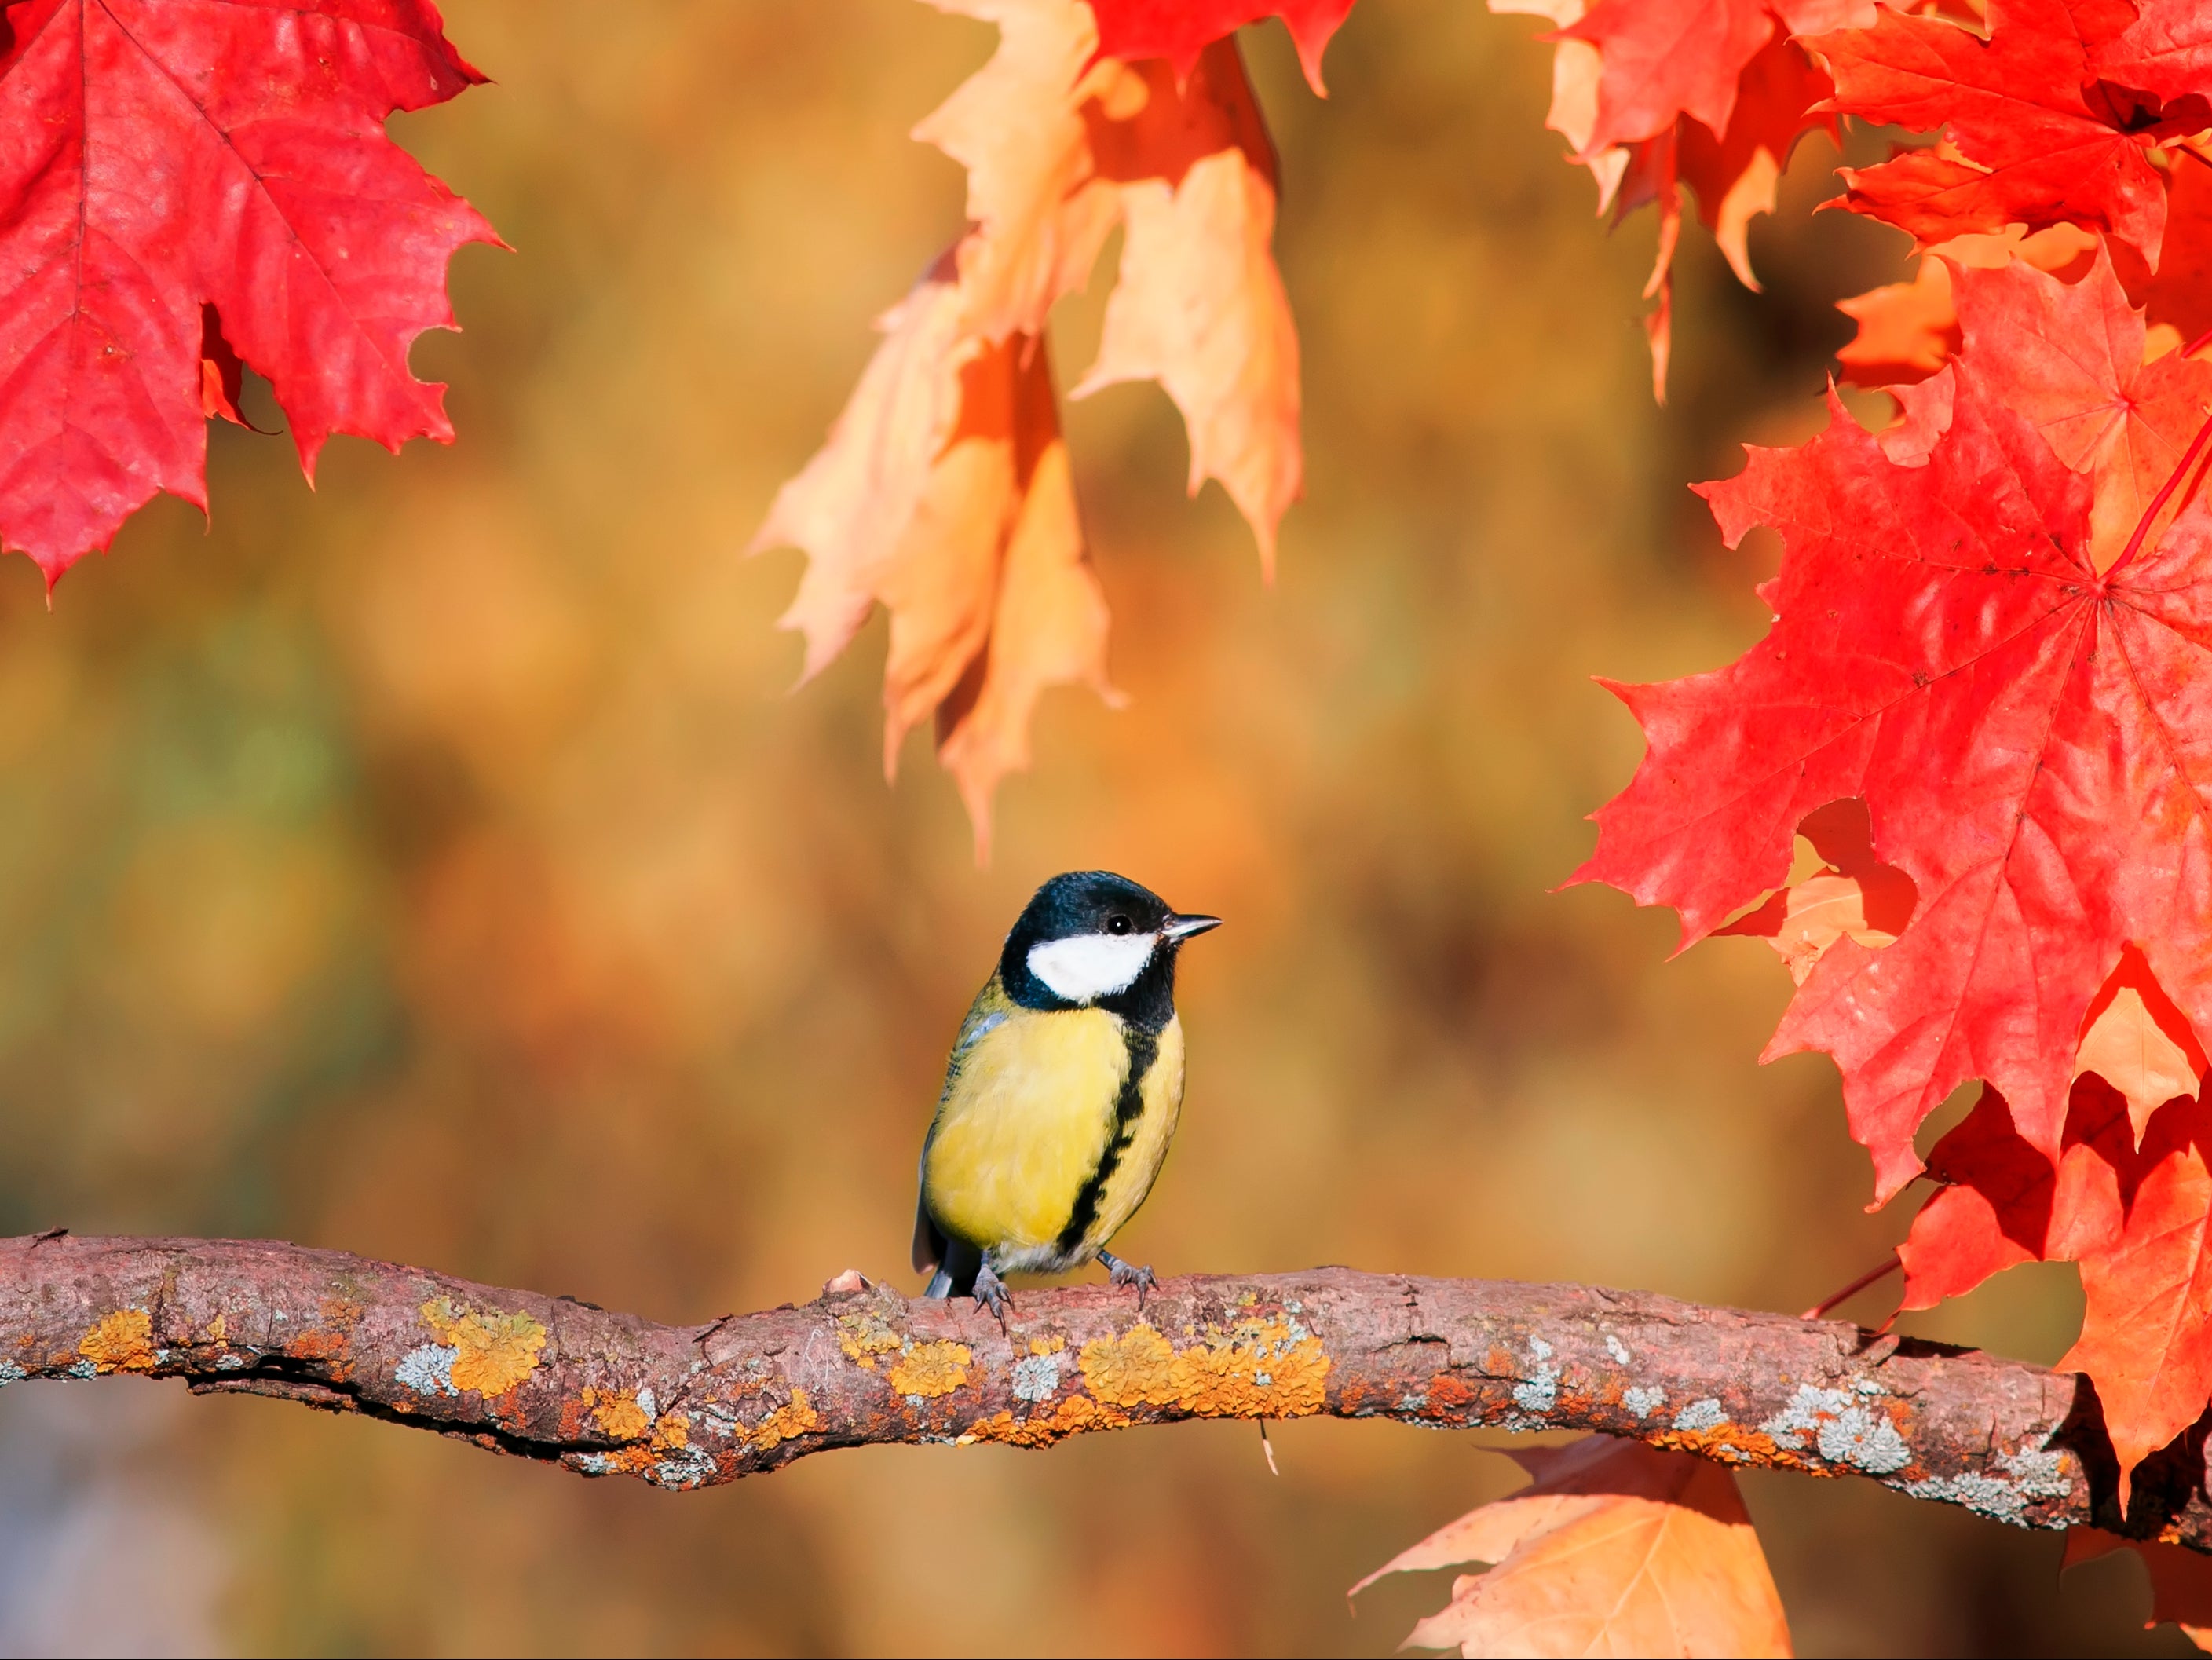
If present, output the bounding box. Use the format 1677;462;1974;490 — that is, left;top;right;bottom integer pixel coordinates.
2073;942;2208;1144
2064;1527;2212;1651
1834;220;2097;389
1837;163;2212;396
1075;50;1300;573
1351;1438;1793;1658
1718;798;1916;985
751;264;1116;860
755;0;1300;847
1490;2;1848;400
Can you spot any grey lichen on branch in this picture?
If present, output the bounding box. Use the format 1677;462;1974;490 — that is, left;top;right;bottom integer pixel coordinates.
0;1234;2191;1545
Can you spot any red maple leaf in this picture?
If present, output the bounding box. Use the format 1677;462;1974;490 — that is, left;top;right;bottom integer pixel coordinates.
1560;0;1775;152
1573;258;2212;1205
1899;1077;2137;1309
1949;247;2212;566
2067;1092;2212;1487
1559;0;1864;155
1901;1075;2212;1489
0;0;498;584
2101;0;2212;112
2112;152;2212;349
1811;0;2176;261
1678;27;1843;289
1832;221;2099;391
1083;0;1356;92
1494;2;1851;400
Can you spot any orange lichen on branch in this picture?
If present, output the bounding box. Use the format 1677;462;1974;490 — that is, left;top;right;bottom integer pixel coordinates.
1651;1423;1787;1467
77;1309;155;1373
281;1296;363;1369
835;1307;973;1397
420;1297;547;1398
584;1386;652;1442
1078;1311;1329;1417
1168;1314;1329;1417
835;1312;905;1370
1079;1322;1180;1407
566;1394;704;1477
966;1391;1131;1447
749;1389;821;1452
1420;1372;1485;1421
888;1340;972;1399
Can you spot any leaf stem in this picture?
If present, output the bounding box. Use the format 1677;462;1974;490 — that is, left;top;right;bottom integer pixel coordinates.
1800;1253;1899;1321
2111;407;2212;576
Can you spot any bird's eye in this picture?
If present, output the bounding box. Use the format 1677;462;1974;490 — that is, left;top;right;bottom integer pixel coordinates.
1106;914;1132;935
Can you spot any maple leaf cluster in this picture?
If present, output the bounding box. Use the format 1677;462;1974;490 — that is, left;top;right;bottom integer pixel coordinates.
751;0;1305;853
1573;0;2212;1527
1490;0;1872;400
0;0;498;585
1496;0;2212;404
1829;0;2212;387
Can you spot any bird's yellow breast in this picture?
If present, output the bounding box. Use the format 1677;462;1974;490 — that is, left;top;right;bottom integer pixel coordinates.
922;996;1184;1270
1080;1014;1183;1252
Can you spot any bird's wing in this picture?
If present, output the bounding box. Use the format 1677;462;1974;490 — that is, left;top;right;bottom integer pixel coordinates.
912;976;1012;1272
911;1173;946;1273
949;1005;1008;1062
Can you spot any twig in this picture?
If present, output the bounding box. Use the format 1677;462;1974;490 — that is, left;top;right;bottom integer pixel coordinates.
1801;1253;1900;1321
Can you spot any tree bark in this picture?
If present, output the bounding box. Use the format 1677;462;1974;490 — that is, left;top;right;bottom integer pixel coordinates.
0;1234;2193;1545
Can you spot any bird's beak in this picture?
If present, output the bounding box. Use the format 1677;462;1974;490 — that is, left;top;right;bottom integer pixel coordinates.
1163;913;1223;942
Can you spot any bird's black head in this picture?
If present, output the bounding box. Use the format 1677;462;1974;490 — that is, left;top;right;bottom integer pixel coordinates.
1000;870;1221;1027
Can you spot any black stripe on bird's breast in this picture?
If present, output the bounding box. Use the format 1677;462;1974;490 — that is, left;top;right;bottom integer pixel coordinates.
1056;1023;1160;1256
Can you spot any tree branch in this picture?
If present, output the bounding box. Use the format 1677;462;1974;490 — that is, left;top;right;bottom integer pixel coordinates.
0;1234;2194;1545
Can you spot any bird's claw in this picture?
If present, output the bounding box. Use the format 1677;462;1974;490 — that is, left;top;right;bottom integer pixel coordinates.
972;1262;1012;1332
1099;1250;1156;1309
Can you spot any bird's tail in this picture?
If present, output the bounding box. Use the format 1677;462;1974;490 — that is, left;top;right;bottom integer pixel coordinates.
922;1237;982;1300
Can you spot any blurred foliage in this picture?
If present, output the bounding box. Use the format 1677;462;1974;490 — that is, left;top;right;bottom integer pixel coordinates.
0;1;2196;1654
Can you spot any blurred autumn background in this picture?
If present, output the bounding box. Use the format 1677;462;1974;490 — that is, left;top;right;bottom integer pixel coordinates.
0;2;2190;1655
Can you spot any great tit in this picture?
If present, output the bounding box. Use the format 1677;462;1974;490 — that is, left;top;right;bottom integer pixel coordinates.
913;870;1221;1318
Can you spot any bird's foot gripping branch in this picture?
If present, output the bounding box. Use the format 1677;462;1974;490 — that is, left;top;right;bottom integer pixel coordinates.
0;1234;2200;1547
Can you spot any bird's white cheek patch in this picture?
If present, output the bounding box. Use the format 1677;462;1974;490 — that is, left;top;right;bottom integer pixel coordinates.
1027;932;1158;1003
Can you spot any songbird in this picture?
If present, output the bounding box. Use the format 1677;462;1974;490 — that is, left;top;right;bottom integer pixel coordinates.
913;870;1221;1318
